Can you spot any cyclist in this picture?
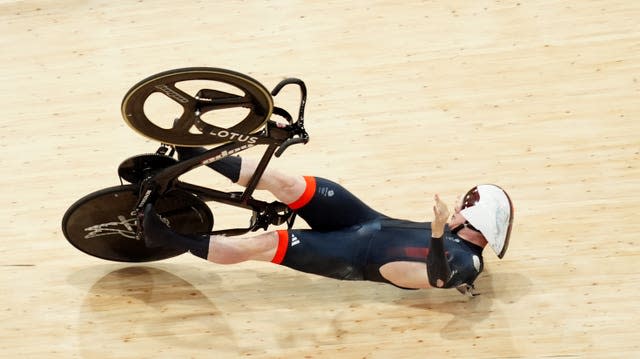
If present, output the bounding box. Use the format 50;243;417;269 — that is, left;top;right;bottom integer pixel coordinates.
143;148;514;294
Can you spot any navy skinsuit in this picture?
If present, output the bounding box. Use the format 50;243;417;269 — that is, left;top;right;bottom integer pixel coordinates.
277;177;484;288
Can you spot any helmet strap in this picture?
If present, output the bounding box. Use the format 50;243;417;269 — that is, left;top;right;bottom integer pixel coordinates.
451;221;482;235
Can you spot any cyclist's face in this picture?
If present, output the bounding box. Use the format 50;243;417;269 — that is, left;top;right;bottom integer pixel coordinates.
447;200;466;227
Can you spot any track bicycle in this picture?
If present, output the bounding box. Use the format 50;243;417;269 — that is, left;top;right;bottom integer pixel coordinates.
61;67;309;262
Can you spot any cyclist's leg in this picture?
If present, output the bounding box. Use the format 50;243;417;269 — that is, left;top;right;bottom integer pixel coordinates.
236;157;307;204
144;203;280;262
176;146;307;205
208;231;280;263
284;176;385;230
177;147;384;230
145;215;362;282
237;158;385;230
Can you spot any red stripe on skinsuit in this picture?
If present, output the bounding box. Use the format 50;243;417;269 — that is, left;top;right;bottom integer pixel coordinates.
404;247;429;258
287;176;316;210
271;230;289;264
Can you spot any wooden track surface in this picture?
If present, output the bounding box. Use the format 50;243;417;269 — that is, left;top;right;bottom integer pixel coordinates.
1;1;638;357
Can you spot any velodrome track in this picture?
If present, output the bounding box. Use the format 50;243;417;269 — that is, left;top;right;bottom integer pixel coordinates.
1;1;638;357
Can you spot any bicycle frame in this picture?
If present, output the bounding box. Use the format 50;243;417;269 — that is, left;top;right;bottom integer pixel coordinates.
132;78;309;237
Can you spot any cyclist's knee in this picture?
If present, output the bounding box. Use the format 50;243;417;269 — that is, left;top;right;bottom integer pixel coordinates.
268;173;306;204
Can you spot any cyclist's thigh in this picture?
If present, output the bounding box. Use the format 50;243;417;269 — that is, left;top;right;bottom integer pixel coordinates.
291;177;385;231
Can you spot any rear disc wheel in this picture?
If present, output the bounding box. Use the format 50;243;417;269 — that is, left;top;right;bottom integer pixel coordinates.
61;185;213;262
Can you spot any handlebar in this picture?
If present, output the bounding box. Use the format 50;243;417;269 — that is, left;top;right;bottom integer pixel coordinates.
270;78;310;157
271;78;307;124
275;137;308;157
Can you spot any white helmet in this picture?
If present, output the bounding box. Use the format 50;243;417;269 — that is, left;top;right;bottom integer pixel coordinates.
459;184;514;259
